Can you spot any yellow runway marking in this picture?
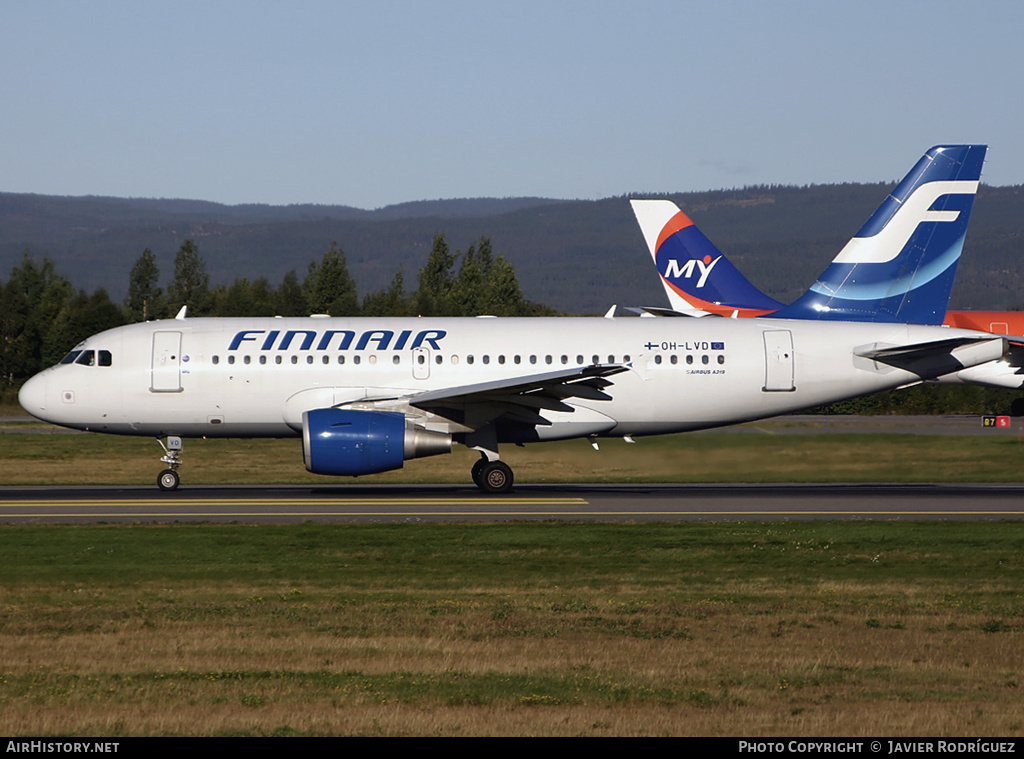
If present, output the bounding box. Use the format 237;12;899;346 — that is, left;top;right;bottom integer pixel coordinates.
0;497;587;508
0;497;592;518
2;501;1024;519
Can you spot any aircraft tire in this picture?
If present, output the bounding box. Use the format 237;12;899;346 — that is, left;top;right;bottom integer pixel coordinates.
479;461;513;494
157;469;180;491
471;458;487;488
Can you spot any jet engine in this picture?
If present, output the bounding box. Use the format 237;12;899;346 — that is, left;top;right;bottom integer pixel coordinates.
302;408;451;476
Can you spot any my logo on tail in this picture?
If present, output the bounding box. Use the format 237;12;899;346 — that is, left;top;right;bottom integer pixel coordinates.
664;255;723;288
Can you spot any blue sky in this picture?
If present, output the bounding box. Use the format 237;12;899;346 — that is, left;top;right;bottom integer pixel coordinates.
3;0;1022;208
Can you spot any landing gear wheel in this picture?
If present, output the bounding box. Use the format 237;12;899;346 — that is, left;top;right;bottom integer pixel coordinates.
478;460;514;494
157;468;180;491
471;458;487;488
156;436;184;492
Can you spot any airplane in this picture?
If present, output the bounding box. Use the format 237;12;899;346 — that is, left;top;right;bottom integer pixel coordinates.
631;145;1024;389
17;307;1007;494
17;147;1012;493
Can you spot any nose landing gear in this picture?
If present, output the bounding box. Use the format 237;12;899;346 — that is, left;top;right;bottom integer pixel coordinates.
157;436;183;491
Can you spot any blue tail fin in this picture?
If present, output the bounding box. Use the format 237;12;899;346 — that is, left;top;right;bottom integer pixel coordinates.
630;199;784;316
774;144;987;324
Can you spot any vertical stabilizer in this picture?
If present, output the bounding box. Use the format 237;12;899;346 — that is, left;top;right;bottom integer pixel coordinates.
774;144;987;324
630;199;784;315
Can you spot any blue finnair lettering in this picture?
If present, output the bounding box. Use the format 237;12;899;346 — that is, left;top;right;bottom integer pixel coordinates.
229;329;447;351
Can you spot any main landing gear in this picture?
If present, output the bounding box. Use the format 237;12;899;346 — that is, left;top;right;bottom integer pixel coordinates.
157;436;183;491
471;453;514;494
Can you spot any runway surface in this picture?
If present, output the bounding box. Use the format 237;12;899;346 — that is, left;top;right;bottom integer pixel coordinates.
3;482;1024;523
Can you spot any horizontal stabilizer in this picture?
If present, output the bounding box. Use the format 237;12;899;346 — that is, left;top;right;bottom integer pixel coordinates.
855;335;1006;379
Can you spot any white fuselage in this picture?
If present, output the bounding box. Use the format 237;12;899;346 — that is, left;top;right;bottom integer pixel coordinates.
18;315;1003;445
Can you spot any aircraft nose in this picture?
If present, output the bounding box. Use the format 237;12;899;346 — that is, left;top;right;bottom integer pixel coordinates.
18;372;49;421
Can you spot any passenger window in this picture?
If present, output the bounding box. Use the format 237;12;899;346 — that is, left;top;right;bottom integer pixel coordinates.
228;355;236;365
702;355;709;365
545;355;553;365
394;355;401;365
718;355;725;365
212;355;220;365
244;355;251;365
671;355;678;365
260;355;267;365
467;355;475;365
655;355;662;365
435;355;442;364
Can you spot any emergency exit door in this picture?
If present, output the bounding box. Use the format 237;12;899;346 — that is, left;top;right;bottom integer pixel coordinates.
763;330;795;392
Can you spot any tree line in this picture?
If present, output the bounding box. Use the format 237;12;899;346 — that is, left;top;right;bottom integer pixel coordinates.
1;233;548;397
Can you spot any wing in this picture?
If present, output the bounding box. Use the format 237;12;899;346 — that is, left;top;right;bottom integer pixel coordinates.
408;364;628;428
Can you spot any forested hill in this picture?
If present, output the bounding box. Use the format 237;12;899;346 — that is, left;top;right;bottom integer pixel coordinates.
2;184;1023;314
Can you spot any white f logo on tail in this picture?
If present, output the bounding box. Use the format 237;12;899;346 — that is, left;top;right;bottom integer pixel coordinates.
664;255;722;288
833;180;977;264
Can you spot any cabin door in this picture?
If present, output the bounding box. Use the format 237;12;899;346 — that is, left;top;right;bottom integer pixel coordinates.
151;331;183;392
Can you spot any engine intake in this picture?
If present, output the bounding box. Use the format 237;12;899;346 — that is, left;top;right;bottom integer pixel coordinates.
302;408;451;476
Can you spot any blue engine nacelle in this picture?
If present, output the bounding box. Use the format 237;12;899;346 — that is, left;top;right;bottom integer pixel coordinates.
302;408;451;476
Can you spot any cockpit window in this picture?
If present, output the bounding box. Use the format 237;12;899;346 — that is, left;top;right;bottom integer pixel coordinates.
60;349;112;367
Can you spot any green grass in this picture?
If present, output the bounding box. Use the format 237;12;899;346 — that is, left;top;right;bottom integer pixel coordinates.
2;521;1022;590
4;427;1024;484
1;522;1023;736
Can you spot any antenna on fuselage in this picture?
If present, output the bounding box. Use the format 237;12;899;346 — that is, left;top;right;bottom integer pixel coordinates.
174;305;188;320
